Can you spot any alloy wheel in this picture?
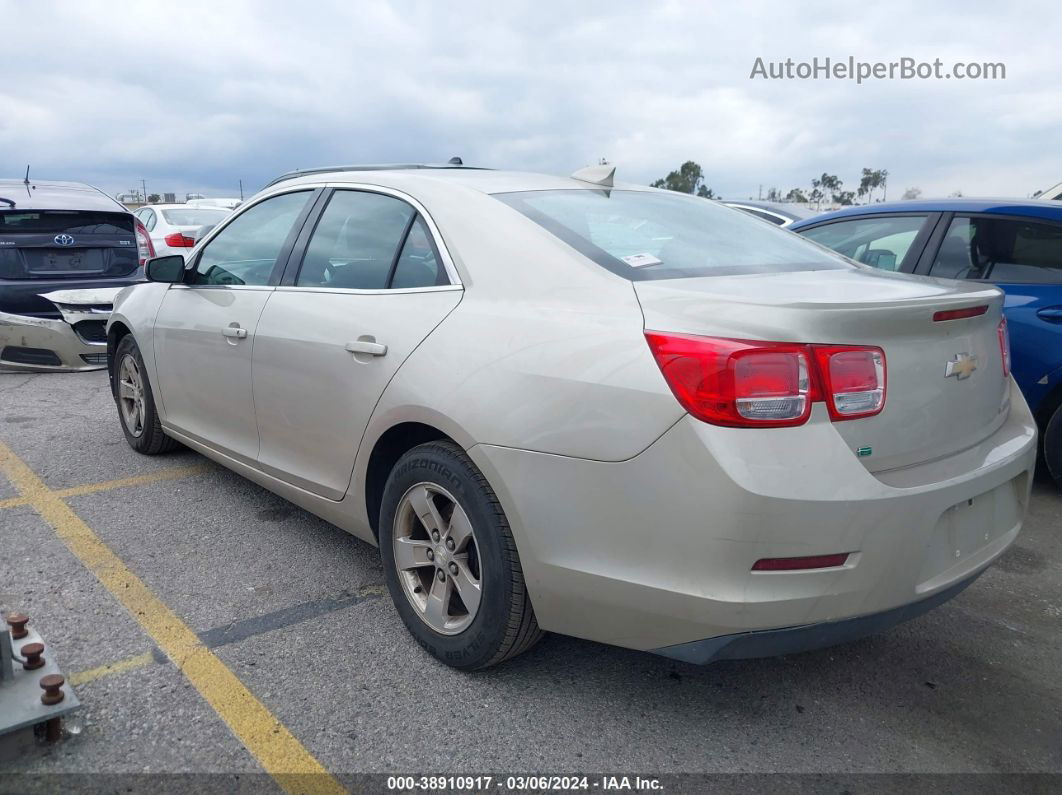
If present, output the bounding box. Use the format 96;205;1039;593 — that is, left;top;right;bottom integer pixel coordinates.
392;482;482;635
117;354;146;438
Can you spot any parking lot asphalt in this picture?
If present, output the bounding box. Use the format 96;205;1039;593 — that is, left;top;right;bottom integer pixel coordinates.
1;369;1060;787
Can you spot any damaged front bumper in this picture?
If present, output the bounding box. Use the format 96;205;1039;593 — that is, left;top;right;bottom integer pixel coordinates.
0;288;123;372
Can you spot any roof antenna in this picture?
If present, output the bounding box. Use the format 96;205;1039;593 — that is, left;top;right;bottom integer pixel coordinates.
571;164;615;187
24;165;31;185
447;156;463;165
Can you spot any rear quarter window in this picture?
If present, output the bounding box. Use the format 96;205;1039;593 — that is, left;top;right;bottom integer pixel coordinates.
494;189;848;280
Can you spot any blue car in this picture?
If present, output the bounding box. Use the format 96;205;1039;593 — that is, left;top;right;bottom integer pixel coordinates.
790;199;1062;486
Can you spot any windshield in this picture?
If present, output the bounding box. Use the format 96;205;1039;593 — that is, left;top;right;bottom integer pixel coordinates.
494;189;849;280
161;208;230;226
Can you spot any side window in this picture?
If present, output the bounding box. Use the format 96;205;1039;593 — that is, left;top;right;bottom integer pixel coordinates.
800;215;928;271
143;209;156;231
391;217;446;288
929;216;1062;283
193;191;310;286
295;190;415;290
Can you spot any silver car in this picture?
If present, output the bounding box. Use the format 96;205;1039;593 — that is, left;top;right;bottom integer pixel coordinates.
107;164;1036;669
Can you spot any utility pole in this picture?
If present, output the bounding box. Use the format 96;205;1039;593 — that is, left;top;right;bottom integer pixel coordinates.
758;184;763;200
239;179;244;201
141;179;148;204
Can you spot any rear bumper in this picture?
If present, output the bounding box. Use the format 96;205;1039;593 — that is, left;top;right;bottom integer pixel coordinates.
468;378;1037;654
0;310;108;371
653;568;981;664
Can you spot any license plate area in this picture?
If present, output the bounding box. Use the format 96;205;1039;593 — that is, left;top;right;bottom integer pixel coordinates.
919;478;1022;587
29;249;105;274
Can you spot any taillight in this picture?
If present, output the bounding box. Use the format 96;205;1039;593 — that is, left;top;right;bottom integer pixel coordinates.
135;220;155;266
998;316;1011;377
164;232;196;248
933;305;988;322
643;333;812;427
645;332;886;428
812;346;886;420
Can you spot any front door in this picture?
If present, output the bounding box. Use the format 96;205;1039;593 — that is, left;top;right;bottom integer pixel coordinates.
252;188;462;499
152;189;316;462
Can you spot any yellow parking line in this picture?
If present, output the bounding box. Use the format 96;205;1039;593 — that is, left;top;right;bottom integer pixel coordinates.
0;462;213;510
0;494;24;509
69;650;156;687
54;462;214;499
0;441;345;795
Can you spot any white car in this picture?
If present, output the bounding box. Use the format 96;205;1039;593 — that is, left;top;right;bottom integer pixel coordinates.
185;198;243;210
108;164;1036;670
134;204;231;257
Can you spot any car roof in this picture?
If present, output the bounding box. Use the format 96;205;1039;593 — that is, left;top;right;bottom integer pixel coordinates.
721;200;813;220
265;165;651;195
144;203;231;211
0;178;127;213
790;197;1062;228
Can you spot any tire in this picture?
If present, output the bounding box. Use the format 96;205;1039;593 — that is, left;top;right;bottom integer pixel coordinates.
379;440;543;669
1045;404;1062;489
112;335;179;455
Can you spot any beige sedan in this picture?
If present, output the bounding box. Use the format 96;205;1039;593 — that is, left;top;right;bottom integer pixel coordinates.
107;164;1036;669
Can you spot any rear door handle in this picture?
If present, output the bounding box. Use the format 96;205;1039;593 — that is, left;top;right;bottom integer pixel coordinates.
345;340;387;356
1036;306;1062;324
222;326;248;339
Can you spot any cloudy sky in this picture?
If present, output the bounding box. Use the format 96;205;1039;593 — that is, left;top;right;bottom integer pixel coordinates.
2;0;1059;202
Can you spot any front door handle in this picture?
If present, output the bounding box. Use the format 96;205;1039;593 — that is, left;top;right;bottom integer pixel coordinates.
345;339;387;356
222;326;248;339
1036;306;1062;324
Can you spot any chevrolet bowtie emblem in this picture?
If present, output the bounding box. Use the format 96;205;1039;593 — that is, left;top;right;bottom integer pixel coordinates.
945;352;978;380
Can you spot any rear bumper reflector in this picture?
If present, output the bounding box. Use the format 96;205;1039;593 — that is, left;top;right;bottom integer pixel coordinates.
752;553;850;571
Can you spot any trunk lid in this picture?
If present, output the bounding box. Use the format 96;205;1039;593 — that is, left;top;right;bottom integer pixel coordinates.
635;268;1010;472
0;209;139;284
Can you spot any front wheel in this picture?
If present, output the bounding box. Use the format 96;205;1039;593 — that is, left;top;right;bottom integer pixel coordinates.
379;441;542;669
112;335;179;455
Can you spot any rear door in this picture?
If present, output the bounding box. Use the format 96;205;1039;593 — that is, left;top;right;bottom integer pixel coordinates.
251;187;462;499
919;213;1062;414
152;188;320;463
0;208;139;316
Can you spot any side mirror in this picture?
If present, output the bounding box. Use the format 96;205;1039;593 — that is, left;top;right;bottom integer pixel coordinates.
863;249;898;271
145;255;186;283
193;224;216;243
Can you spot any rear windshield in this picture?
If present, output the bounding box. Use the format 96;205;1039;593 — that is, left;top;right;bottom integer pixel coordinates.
494;189;849;280
160;208;229;226
0;210;134;235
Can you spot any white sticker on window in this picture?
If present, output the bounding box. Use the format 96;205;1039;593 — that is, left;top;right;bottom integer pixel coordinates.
621;253;663;268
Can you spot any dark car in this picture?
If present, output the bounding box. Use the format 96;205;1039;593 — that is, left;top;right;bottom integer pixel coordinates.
0;178;152;370
790;199;1062;485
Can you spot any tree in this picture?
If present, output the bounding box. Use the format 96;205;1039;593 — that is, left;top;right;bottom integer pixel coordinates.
651;161;715;198
834;190;856;206
949;189;963;198
901;187;922;200
810;173;842;209
147;193;161;203
784;188;808;203
765;187;781;202
858;168;889;203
